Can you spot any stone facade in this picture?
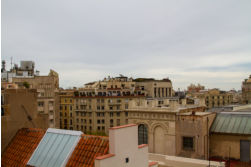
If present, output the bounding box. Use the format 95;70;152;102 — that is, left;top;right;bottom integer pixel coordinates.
128;102;206;156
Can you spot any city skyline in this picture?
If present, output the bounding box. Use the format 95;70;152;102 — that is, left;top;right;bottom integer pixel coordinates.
2;0;251;90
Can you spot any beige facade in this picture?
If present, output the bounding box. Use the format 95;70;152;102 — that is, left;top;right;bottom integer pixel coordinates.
95;124;150;167
59;76;146;135
188;89;233;109
134;78;173;98
175;112;216;159
1;88;48;152
12;69;59;128
210;134;251;161
128;99;206;156
242;75;251;104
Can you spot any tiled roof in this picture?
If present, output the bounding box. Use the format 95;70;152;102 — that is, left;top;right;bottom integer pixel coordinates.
66;134;109;167
1;128;45;167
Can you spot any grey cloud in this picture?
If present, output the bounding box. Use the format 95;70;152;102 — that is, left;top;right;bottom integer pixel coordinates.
2;0;251;90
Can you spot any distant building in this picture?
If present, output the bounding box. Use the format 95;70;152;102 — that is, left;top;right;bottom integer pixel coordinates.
134;77;173;98
187;83;205;93
2;124;156;167
11;69;60;128
242;75;251;104
1;60;60;128
187;89;233;109
59;76;146;135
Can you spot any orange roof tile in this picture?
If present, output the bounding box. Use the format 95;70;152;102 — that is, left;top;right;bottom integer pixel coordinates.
109;124;137;130
66;134;109;167
138;144;148;149
95;154;115;160
149;161;158;166
1;128;45;167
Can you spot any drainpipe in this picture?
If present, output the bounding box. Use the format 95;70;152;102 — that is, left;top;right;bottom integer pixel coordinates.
207;117;210;166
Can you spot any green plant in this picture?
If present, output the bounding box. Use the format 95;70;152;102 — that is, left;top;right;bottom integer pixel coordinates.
23;82;30;88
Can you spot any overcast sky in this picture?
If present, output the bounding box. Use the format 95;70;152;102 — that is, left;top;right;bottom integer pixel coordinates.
2;0;251;90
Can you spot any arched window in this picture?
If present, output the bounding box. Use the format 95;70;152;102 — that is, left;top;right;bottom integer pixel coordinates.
138;124;148;145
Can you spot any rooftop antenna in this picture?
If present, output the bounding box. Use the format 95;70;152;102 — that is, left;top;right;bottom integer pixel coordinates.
10;57;13;69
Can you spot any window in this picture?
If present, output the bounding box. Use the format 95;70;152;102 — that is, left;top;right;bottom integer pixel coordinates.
102;119;105;124
138;124;148;145
38;102;44;107
110;112;113;117
117;106;120;110
117;119;120;126
125;112;128;117
89;119;92;124
109;106;113;110
97;120;100;124
183;137;194;150
70;113;72;117
101;106;105;110
125;104;128;109
125;157;129;163
117;112;120;117
70;119;72;125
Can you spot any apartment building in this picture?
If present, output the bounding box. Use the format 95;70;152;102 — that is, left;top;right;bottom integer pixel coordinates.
242;75;251;104
59;89;75;130
187;89;233;109
2;61;60;128
59;76;146;135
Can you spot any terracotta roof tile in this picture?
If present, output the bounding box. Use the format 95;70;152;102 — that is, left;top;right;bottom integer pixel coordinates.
66;134;109;167
149;161;158;166
1;128;45;167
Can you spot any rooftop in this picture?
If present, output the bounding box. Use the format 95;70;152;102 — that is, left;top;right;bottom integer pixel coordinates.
66;135;109;167
1;128;45;167
210;112;251;135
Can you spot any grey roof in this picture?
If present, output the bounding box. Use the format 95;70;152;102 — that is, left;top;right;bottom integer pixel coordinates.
210;112;251;135
27;128;82;167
